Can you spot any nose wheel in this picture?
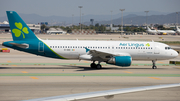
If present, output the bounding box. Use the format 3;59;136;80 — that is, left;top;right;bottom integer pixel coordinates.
152;60;157;69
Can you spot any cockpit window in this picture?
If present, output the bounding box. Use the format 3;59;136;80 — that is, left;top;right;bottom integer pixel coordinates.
165;47;171;50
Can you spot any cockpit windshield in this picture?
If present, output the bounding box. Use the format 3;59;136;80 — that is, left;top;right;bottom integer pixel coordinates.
165;47;171;50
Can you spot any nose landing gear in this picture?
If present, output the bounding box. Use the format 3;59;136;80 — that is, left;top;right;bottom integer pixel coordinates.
152;60;157;69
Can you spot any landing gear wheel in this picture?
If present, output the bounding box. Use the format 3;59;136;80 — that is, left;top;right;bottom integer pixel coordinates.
152;66;157;69
96;64;102;69
152;60;157;69
90;63;97;68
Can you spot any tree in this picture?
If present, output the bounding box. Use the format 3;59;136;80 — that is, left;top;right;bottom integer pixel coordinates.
41;24;49;33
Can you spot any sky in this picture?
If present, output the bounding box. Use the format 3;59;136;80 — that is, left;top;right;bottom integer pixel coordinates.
0;0;180;17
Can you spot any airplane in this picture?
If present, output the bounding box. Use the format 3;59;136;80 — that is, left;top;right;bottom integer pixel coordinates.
157;29;176;35
146;26;158;34
146;26;176;35
2;11;179;69
176;25;180;33
23;83;180;101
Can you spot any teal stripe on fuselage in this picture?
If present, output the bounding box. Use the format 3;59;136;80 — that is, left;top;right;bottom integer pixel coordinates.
3;39;66;59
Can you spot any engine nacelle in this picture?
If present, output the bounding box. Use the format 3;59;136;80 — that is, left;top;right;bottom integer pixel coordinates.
107;56;132;67
79;54;92;60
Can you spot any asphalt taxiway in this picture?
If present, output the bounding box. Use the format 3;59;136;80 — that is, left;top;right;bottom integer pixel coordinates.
0;51;180;101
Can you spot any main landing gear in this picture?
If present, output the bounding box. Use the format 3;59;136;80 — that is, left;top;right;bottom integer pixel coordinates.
152;60;157;69
90;61;102;69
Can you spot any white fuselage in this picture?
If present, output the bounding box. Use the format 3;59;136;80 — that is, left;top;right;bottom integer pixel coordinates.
147;29;158;34
146;26;176;34
42;40;178;61
157;30;176;34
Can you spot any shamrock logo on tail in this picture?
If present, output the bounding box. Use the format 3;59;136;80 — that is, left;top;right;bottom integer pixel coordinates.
12;22;29;38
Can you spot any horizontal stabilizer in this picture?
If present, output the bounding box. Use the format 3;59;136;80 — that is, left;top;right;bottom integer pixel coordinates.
9;43;29;49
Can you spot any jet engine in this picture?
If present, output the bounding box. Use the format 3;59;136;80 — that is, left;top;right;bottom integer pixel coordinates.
106;56;132;67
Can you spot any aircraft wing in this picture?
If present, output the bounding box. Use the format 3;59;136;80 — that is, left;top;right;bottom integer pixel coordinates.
84;48;130;62
85;47;130;57
22;83;180;101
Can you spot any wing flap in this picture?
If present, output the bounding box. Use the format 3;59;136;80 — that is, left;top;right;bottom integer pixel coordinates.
88;49;130;57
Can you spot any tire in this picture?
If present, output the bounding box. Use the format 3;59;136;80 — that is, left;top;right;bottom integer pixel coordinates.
152;66;157;69
90;63;96;68
96;64;102;69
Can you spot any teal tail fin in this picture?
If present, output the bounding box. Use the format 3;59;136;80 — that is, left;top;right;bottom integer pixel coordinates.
6;11;38;41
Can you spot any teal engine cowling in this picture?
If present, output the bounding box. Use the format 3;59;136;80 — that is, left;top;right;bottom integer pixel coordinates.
106;56;132;67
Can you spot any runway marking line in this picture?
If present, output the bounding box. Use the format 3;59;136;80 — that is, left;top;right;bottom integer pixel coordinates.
149;77;161;80
21;71;28;73
12;65;17;66
30;77;38;79
7;61;11;63
123;71;133;73
83;61;89;63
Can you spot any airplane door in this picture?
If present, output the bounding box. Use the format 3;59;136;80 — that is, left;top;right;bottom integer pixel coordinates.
154;46;160;54
38;42;44;52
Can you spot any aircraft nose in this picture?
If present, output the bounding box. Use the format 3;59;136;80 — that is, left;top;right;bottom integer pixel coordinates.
172;50;179;58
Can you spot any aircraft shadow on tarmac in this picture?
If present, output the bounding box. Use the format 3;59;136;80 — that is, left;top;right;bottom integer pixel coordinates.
0;66;170;71
69;66;168;71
